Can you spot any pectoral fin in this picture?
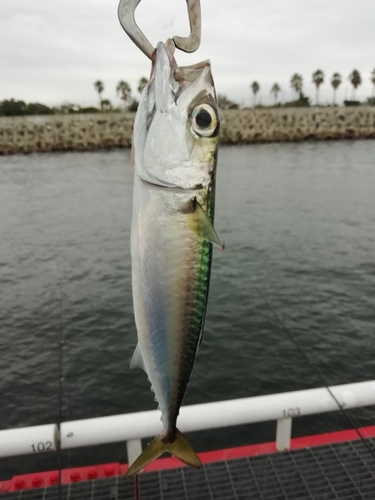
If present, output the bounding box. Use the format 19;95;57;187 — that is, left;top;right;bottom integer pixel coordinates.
194;198;223;250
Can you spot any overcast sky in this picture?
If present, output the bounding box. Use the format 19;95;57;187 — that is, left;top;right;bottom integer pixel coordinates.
1;0;374;108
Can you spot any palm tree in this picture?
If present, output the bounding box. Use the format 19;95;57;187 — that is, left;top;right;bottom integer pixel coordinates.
290;74;303;99
348;70;362;100
331;73;342;105
371;69;375;99
101;99;112;112
251;81;260;107
94;80;104;107
271;83;281;105
312;69;324;105
116;80;132;109
137;77;149;95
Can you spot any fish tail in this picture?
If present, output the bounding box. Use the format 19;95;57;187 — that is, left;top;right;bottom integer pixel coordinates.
125;428;202;477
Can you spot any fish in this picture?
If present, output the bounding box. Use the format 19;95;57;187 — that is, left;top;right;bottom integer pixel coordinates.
126;41;221;477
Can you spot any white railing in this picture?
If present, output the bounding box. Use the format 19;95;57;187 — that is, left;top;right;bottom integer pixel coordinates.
1;380;375;464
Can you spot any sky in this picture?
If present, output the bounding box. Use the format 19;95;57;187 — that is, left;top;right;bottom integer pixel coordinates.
1;0;375;108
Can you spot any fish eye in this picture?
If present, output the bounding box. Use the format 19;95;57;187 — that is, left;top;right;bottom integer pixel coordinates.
191;104;218;137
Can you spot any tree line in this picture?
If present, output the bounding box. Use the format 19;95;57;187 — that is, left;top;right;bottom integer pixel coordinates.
0;77;149;117
93;77;148;111
250;69;375;107
1;70;375;116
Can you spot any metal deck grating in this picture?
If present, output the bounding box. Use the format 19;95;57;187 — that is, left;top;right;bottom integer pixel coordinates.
2;439;375;499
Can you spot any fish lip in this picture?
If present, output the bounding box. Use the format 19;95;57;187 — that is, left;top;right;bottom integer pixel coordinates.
150;42;178;82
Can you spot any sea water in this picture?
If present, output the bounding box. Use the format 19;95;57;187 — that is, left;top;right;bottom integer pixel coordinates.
1;140;375;477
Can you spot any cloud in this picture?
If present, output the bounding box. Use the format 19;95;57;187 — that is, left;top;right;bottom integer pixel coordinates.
1;0;374;107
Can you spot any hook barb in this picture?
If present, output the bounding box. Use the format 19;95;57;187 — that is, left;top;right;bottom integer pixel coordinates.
173;0;201;54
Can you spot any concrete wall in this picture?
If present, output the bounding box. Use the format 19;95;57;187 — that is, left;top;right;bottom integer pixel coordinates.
0;113;134;155
1;107;375;155
220;107;375;144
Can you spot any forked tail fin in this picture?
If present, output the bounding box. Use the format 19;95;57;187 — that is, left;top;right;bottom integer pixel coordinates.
125;428;202;477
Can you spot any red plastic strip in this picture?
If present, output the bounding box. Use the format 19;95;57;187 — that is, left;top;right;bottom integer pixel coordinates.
2;425;375;493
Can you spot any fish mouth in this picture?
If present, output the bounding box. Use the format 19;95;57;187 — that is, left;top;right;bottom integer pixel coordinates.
140;177;208;193
149;42;213;104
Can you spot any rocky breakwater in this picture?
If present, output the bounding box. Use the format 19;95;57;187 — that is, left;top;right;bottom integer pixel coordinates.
220;106;375;144
0;113;134;155
1;107;375;155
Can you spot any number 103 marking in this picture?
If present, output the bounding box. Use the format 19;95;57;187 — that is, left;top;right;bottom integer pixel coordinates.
282;407;301;418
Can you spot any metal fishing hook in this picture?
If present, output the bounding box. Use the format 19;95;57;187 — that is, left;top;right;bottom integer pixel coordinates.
118;0;201;59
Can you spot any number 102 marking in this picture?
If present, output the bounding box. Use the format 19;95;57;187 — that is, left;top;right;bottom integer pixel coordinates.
31;441;53;453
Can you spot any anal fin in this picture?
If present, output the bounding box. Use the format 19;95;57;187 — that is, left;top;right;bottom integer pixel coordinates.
130;343;146;371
